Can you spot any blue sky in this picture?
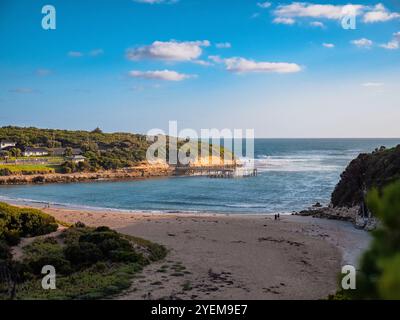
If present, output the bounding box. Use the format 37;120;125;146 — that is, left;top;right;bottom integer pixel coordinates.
0;0;399;137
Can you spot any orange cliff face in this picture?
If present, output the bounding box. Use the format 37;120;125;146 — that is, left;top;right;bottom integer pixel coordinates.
187;156;239;167
146;154;240;168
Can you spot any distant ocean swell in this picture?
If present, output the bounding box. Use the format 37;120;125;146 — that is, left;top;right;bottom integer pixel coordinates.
248;152;358;172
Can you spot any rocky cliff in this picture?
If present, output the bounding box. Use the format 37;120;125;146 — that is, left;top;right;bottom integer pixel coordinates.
331;145;400;208
297;145;400;230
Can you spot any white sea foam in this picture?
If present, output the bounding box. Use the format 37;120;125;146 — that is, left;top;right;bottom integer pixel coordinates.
240;152;356;172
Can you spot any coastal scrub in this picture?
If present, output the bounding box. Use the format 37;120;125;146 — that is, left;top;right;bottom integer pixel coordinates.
0;203;167;300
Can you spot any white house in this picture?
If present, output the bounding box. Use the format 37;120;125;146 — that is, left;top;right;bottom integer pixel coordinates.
68;155;87;163
23;147;49;157
0;141;17;149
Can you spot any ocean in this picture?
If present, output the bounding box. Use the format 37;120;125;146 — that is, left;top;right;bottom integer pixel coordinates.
1;139;399;214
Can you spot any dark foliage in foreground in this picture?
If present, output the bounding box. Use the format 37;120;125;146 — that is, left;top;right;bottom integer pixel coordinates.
331;181;400;300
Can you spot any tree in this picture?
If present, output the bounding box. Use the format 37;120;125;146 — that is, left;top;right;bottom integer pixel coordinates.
65;147;73;157
91;127;103;134
0;151;10;159
352;180;400;299
9;148;21;158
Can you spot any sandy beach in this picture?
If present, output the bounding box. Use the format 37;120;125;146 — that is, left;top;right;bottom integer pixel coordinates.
32;206;371;300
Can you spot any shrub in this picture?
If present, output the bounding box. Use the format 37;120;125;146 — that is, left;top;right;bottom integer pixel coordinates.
27;254;72;275
0;202;58;246
3;230;21;246
74;221;86;228
23;237;60;258
109;250;143;263
80;230;132;258
0;168;12;176
23;238;73;275
0;241;11;261
0;221;167;300
94;226;111;232
64;242;104;267
350;181;400;299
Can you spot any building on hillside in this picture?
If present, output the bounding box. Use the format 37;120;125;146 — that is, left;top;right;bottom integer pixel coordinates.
0;141;17;149
23;147;49;157
50;148;83;156
68;155;87;164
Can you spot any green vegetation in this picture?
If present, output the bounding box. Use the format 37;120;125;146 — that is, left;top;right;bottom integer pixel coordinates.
0;164;58;175
354;181;400;299
16;262;141;300
0;202;58;246
0;202;167;300
0;168;12;176
2;156;64;163
331;181;400;300
0;126;233;175
332;145;400;208
0;126;151;172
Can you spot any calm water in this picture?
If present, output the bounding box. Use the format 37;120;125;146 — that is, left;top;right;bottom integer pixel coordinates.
1;139;399;214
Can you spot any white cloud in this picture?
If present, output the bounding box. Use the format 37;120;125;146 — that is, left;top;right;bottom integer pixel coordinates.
212;56;302;74
363;4;400;23
322;43;335;48
273;17;296;25
274;3;364;20
273;2;400;25
208;55;223;64
381;41;399;50
68;51;84;57
362;82;384;87
380;32;400;50
126;40;210;61
257;2;271;9
351;38;373;48
216;42;232;49
310;21;325;28
129;70;195;81
193;59;212;66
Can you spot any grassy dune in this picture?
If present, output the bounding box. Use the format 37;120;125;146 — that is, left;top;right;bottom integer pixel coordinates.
0;164;59;174
0;202;167;300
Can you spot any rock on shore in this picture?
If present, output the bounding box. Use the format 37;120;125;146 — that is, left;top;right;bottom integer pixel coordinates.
295;205;379;231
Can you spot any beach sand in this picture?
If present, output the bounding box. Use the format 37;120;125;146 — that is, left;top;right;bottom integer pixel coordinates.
37;206;371;300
